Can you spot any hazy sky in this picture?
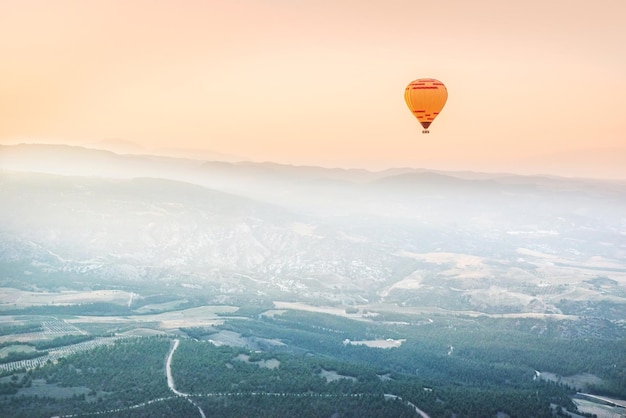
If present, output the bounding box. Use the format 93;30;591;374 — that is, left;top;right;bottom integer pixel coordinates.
1;0;625;174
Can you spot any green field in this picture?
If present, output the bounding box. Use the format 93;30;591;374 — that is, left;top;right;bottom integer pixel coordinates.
0;344;36;358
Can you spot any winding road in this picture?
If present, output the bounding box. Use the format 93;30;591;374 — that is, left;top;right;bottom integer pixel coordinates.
166;339;206;418
165;338;430;418
384;394;431;418
57;338;431;417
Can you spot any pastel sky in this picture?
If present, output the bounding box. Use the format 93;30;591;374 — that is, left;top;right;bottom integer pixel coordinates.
1;0;625;176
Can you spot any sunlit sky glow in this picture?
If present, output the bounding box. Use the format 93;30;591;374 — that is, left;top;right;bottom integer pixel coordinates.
1;0;625;176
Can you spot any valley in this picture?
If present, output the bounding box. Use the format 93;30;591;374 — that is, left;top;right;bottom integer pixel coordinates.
1;144;625;416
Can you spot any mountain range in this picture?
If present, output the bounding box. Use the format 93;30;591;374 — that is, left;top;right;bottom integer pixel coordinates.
1;144;625;316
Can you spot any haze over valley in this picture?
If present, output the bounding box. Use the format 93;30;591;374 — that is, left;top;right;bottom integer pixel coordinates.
2;143;625;316
1;144;625;417
2;0;625;414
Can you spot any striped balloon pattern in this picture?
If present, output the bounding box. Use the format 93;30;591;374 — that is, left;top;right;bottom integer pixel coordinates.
404;78;448;134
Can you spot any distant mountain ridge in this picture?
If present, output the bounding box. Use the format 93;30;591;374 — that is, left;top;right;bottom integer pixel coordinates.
1;143;625;315
3;143;624;185
2;143;625;219
3;143;624;217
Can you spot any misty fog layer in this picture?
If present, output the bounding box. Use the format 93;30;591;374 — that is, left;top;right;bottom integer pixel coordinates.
1;144;625;316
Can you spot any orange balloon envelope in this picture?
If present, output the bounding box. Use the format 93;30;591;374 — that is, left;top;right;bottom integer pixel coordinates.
404;78;448;134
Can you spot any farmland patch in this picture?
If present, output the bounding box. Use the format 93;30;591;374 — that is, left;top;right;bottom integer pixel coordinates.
319;369;357;383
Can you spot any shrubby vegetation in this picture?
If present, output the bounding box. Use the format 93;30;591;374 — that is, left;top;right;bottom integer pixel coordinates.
0;336;95;366
173;340;383;395
192;394;417;418
557;299;626;321
0;309;623;417
0;349;47;365
222;310;626;399
2;302;133;316
0;324;42;336
93;397;198;418
0;338;172;417
180;326;217;340
31;334;94;350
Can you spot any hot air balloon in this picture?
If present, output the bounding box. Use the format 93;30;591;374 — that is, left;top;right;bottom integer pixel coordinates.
404;78;448;134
